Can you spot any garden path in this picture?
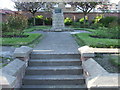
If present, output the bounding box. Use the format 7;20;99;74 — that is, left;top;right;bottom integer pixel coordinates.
33;32;80;54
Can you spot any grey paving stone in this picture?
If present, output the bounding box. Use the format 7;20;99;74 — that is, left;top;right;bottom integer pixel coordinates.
33;32;79;54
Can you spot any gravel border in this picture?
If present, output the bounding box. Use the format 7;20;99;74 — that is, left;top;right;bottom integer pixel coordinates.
94;54;120;73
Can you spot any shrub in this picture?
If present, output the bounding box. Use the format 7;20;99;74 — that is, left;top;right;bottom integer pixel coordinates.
93;15;103;24
90;27;120;39
64;17;73;25
35;15;43;19
79;17;88;24
109;21;119;28
35;15;44;25
28;17;34;26
44;18;52;25
28;15;44;26
90;23;103;29
76;18;80;22
71;22;90;28
80;23;90;28
2;23;10;33
99;16;118;27
71;22;81;28
117;18;120;25
2;14;28;35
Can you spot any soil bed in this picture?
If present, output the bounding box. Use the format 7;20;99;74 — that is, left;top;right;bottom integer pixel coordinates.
1;35;29;38
89;35;120;39
94;54;120;73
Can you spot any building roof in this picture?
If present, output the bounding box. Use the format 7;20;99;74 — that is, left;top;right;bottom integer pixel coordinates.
0;9;15;14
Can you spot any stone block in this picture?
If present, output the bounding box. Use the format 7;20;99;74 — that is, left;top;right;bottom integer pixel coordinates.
13;46;33;58
0;59;26;89
2;59;26;77
82;58;119;88
55;29;62;31
91;74;119;88
78;46;95;60
0;73;16;88
81;53;95;57
78;46;94;53
82;58;108;77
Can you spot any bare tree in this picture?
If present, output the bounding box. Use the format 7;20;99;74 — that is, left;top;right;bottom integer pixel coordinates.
13;1;57;26
69;2;101;24
13;2;45;26
98;3;109;13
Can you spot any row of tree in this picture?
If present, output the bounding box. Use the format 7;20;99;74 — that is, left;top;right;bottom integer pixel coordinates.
12;0;108;25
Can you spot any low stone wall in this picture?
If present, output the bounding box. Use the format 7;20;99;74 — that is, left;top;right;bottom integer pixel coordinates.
78;46;119;61
0;59;26;89
78;46;120;89
0;46;33;89
82;58;119;89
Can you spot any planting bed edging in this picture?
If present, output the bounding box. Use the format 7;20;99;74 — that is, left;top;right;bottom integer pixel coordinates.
13;46;33;62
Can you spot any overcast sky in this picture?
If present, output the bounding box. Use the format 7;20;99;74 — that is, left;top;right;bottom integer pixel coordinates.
0;0;119;11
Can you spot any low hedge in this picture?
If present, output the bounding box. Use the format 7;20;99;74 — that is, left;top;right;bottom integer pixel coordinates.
74;33;119;48
1;33;42;46
90;27;120;39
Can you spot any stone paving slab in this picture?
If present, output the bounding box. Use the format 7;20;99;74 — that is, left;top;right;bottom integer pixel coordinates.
33;32;79;54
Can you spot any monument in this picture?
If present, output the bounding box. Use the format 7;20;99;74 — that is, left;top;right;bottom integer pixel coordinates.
51;3;73;31
51;7;65;31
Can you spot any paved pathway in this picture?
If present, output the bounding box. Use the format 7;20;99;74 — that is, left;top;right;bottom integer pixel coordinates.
33;32;79;54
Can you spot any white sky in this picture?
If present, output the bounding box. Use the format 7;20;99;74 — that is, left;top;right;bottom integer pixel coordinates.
0;0;120;11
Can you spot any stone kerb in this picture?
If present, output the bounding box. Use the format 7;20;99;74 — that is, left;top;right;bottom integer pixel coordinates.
13;46;33;61
0;59;26;89
78;46;119;61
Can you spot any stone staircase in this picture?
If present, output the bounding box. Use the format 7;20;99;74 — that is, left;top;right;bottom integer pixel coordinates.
21;52;87;90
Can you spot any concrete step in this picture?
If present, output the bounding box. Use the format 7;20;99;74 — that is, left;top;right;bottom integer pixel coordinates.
21;85;87;90
28;59;82;66
30;53;80;59
26;66;83;75
23;75;85;85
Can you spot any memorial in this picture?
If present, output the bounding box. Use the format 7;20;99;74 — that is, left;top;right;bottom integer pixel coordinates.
50;3;73;31
51;8;65;31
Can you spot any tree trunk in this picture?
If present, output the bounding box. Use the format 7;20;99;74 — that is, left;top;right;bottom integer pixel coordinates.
33;13;35;26
43;18;45;26
83;14;86;25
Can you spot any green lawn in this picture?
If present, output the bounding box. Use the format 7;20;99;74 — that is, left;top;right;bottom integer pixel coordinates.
74;33;119;48
1;33;42;46
24;26;51;32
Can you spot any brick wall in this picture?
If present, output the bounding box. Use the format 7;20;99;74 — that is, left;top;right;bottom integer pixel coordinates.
64;12;120;21
22;11;120;21
2;11;120;22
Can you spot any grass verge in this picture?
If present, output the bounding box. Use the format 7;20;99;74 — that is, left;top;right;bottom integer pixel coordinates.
1;33;42;46
73;33;119;48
